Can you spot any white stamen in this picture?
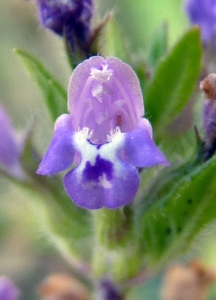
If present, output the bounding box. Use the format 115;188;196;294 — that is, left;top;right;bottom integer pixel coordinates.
90;64;113;83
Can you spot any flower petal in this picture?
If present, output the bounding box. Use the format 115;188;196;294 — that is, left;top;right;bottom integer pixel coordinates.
185;0;216;46
105;57;144;117
64;155;139;209
0;276;20;300
63;131;139;209
122;118;169;167
37;114;75;175
67;56;144;144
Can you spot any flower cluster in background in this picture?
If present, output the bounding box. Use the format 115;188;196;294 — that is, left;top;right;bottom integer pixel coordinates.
185;0;216;48
0;277;20;300
0;107;22;176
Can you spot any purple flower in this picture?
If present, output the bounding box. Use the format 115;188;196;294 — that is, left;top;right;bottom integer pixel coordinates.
185;0;216;46
0;107;23;177
37;56;168;209
0;277;20;300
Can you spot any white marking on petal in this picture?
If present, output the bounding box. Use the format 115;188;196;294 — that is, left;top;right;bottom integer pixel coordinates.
74;129;97;165
91;84;103;102
100;130;125;164
98;173;112;189
48;0;74;8
96;113;107;125
73;128;125;185
77;127;93;140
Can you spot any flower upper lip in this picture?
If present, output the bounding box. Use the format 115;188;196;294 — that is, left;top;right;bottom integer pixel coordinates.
67;56;144;144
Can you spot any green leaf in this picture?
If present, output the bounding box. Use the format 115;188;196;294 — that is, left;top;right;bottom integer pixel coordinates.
146;22;169;67
144;27;202;141
98;16;130;62
141;155;216;269
14;48;67;121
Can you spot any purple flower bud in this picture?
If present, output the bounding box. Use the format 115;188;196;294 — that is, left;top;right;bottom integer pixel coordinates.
200;73;216;160
99;279;124;300
37;56;169;210
0;277;20;300
36;0;94;60
0;107;23;176
184;0;216;47
37;0;93;35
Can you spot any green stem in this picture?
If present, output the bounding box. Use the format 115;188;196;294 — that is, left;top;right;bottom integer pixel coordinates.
94;207;132;249
92;206;141;282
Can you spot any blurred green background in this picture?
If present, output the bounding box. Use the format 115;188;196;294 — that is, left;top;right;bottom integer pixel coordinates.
1;1;216;299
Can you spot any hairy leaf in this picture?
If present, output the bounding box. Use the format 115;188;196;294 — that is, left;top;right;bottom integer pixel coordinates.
14;48;67;121
144;27;202;141
146;22;168;67
141;155;216;268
